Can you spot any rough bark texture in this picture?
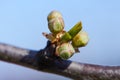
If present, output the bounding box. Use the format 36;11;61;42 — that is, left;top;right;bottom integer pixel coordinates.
0;41;120;80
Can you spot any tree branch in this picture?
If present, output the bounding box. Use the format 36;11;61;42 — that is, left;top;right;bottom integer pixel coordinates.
0;42;120;80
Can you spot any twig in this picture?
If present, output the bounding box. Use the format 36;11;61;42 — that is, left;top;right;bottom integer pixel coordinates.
0;42;120;80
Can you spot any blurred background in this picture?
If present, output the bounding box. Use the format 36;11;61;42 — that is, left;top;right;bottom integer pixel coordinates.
0;0;120;80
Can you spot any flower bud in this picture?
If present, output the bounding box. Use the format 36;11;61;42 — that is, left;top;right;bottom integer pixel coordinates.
56;43;75;60
72;31;89;48
47;11;63;21
48;17;64;34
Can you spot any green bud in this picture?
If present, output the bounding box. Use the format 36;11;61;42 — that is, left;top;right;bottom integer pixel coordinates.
72;31;89;48
56;43;75;60
47;11;63;21
48;17;64;34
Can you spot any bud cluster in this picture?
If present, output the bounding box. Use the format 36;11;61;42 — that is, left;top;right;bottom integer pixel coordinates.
43;10;89;60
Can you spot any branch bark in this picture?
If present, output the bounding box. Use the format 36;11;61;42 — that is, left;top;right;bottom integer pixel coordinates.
0;42;120;80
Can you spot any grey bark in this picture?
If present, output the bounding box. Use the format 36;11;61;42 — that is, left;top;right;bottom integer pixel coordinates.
0;42;120;80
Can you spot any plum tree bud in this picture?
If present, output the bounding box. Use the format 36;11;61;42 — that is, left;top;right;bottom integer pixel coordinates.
56;43;75;60
72;31;89;48
48;17;64;34
47;10;63;21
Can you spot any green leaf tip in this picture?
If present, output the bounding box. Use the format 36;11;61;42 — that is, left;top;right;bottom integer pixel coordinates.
68;21;82;38
60;32;72;43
